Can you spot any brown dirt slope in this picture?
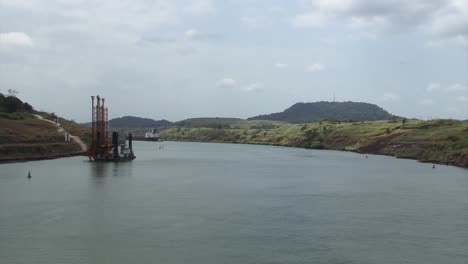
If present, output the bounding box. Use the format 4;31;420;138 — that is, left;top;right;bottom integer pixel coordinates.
0;117;89;162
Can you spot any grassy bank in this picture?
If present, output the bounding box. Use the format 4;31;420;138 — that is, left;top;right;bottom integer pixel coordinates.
0;116;90;162
160;119;468;168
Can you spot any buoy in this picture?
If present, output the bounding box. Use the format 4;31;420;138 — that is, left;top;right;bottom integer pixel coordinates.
27;171;31;179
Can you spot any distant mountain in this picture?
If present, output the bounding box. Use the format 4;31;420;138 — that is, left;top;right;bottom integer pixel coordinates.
248;101;394;123
176;117;242;128
87;116;173;128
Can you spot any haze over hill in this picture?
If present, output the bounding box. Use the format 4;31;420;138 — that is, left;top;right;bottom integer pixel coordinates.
96;116;242;129
83;116;171;128
249;102;395;123
105;116;172;128
97;102;396;128
176;118;242;128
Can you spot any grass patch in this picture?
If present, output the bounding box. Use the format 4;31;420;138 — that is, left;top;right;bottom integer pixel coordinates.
160;119;468;168
0;112;34;120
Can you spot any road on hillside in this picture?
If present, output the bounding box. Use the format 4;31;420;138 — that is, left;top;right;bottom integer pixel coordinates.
34;114;87;152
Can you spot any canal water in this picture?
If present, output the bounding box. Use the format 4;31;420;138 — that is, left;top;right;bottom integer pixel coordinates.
1;142;467;263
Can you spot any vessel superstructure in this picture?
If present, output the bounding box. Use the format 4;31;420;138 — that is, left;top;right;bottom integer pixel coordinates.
87;95;135;161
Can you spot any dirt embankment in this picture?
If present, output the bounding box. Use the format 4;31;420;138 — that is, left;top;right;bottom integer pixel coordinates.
0;143;82;162
0;117;90;163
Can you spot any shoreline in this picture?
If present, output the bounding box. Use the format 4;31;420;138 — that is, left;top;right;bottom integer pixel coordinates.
161;138;468;170
0;114;91;164
1;140;466;170
0;151;85;164
159;119;468;169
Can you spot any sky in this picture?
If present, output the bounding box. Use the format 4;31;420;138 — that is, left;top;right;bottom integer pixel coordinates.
0;0;467;122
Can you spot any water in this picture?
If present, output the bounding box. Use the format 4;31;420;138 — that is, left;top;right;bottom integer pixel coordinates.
1;142;467;264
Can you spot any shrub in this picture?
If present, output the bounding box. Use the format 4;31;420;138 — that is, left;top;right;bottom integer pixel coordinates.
446;135;460;142
0;93;34;113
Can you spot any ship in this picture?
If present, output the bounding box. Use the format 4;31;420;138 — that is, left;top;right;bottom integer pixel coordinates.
133;128;160;142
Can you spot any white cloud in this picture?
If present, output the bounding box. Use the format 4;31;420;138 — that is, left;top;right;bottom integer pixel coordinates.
0;1;218;43
426;82;442;92
183;0;216;15
216;79;263;92
426;0;468;42
0;0;466;121
294;0;468;44
447;106;458;113
184;29;199;39
452;35;468;46
313;0;354;12
292;12;328;28
426;38;465;47
183;28;219;41
447;83;467;92
349;16;388;30
420;99;434;105
216;78;237;88
241;16;271;29
427;82;468;93
275;63;288;69
426;31;467;48
426;40;443;47
347;32;377;40
242;82;263;92
456;95;468;102
382;92;400;101
0;32;33;47
0;0;41;9
305;63;325;72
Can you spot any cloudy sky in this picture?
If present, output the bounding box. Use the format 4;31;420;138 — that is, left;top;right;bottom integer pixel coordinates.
0;0;467;122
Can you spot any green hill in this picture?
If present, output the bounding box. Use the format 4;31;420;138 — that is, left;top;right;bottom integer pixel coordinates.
107;116;172;128
0;92;34;120
160;119;468;168
249;101;394;123
0;93;90;162
176;117;243;128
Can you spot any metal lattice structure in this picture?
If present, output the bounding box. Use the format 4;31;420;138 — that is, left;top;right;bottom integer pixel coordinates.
88;95;135;161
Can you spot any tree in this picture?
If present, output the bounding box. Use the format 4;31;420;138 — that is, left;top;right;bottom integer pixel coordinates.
23;102;33;112
7;89;18;97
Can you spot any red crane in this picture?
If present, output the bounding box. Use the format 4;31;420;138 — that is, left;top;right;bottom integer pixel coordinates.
88;95;135;161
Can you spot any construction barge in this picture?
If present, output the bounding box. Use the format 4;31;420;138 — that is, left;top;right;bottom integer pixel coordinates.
87;95;135;162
